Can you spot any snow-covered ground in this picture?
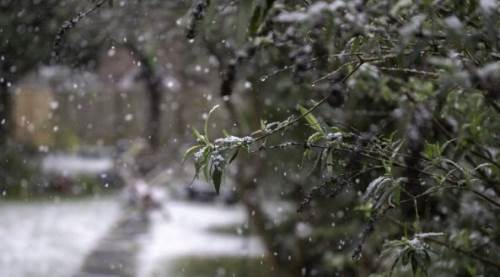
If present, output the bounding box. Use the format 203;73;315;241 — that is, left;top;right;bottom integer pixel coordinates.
0;196;120;277
0;195;265;277
41;154;114;176
138;201;265;277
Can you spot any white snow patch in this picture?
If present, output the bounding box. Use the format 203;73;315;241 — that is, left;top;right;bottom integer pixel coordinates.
0;196;120;277
480;0;497;13
138;201;265;277
42;154;114;176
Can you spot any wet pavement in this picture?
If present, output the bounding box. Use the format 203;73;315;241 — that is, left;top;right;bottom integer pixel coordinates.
75;213;150;277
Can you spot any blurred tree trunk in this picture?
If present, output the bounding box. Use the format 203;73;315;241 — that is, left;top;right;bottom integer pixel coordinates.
146;79;161;149
222;86;299;277
124;43;162;149
113;89;124;142
202;4;301;274
0;70;11;145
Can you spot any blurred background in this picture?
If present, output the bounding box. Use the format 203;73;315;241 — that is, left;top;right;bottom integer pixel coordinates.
0;1;275;276
2;1;499;277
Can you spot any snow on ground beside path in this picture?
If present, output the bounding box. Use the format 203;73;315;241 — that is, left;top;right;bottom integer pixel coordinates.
138;200;266;277
0;196;120;277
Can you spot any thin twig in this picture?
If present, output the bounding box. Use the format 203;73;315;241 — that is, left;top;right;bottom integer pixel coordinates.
51;0;108;64
253;62;364;143
385;216;500;270
376;66;440;77
252;138;500;209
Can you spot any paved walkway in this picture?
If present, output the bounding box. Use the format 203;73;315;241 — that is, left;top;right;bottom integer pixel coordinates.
74;212;150;277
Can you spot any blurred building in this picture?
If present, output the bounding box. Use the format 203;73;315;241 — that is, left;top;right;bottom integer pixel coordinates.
13;83;54;146
11;58;147;149
10;42;219;154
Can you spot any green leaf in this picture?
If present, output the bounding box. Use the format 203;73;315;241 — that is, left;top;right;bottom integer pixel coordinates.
392;186;401;206
298;105;323;133
183;144;203;162
248;5;262;36
411;255;418;275
387;140;404;174
265;0;276;8
212;167;222;194
229;149;239;164
192;146;208;178
302;148;313;162
389;255;401;277
423;250;431;265
330;126;341;133
402;250;411;265
203;162;211;181
204;104;220;141
440;138;457;153
248;0;276;36
423;143;437;160
192;127;207;143
260;119;266;130
307;132;324;144
197;147;212;181
350;35;365;53
305;150;323;177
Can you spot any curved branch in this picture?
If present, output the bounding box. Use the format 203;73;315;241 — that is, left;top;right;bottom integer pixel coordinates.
51;0;108;64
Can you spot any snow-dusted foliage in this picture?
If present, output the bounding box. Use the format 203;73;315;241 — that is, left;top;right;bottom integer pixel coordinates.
184;0;500;275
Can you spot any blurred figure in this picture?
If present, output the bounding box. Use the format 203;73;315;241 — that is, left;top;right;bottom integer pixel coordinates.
124;180;166;222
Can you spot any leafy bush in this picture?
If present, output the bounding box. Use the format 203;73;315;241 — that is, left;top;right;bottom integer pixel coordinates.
184;0;500;276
